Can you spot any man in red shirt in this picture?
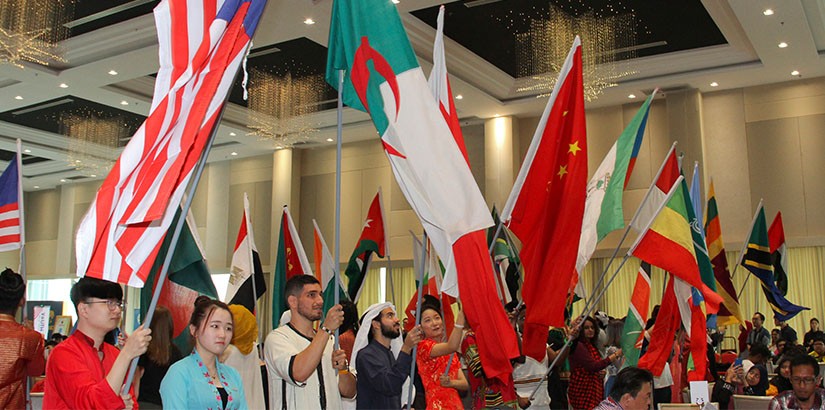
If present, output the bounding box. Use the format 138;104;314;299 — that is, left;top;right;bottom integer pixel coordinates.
44;277;151;409
0;268;45;409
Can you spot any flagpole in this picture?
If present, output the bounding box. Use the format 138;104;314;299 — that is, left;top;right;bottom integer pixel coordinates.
333;69;344;350
734;199;764;298
731;199;763;280
386;255;396;304
407;232;428;410
579;142;677;315
121;59;245;396
16;139;32;410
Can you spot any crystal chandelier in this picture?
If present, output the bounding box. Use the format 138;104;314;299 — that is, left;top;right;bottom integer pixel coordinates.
0;0;72;67
515;4;638;101
246;69;326;147
61;112;130;175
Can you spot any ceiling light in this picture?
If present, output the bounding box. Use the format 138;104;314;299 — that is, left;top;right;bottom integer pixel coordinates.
710;82;719;87
120;101;129;105
229;132;236;136
763;9;774;16
455;94;463;100
14;96;22;100
33;186;39;189
23;149;30;153
275;145;283;150
230;152;238;156
90;174;96;178
778;42;788;48
108;70;118;75
628;94;636;99
304;18;315;25
326;138;334;142
59;83;69;88
392;0;400;3
60;179;66;182
75;160;81;163
791;70;800;76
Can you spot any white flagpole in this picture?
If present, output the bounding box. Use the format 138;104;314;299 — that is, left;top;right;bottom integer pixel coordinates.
15;139;25;316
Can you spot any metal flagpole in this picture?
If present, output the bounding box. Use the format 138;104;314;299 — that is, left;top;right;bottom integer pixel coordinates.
16;139;33;410
386;255;396;304
734;200;764;297
406;232;428;410
333;69;344;350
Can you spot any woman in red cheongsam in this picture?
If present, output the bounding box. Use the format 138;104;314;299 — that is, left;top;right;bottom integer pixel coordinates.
415;298;468;410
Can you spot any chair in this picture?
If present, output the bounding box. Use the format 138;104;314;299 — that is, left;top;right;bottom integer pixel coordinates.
29;392;43;410
732;394;772;409
658;403;719;410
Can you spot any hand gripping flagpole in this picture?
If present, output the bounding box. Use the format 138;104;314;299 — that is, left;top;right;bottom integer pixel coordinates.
120;34;263;395
333;69;344;350
406;231;428;410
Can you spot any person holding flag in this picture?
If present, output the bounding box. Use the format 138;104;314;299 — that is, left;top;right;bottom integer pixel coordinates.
264;275;355;409
0;268;44;409
45;277;152;409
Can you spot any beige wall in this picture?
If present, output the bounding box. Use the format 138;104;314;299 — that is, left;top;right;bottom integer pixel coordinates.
14;76;825;280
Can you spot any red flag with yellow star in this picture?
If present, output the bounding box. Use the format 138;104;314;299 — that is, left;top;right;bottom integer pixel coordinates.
501;37;587;360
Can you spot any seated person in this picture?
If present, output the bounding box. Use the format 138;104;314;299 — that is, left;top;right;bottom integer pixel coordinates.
711;363;768;409
769;354;825;409
808;335;825;363
594;367;653;410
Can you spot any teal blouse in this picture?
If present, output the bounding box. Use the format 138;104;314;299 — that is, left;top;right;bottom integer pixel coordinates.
160;349;248;410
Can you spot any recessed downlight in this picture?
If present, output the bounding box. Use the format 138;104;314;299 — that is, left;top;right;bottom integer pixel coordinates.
304;18;315;25
628;94;636;99
710;82;719;87
763;8;774;16
326;138;334;142
229;132;236;136
120;100;129;105
230;152;238;156
59;83;69;88
778;42;788;48
14;96;22;100
108;70;118;75
791;70;800;76
455;94;463;100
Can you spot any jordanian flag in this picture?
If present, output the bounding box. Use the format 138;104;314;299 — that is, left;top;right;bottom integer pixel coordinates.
575;91;655;296
272;206;312;327
741;205;807;321
344;190;386;302
326;0;519;381
621;262;651;368
141;208;218;354
704;180;744;326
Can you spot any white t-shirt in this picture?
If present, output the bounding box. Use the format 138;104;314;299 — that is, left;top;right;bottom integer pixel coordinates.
264;323;342;410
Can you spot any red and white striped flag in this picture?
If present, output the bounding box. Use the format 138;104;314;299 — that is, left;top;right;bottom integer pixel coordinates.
75;0;266;286
0;140;23;253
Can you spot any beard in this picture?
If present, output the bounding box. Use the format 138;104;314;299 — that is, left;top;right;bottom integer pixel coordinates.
381;323;401;339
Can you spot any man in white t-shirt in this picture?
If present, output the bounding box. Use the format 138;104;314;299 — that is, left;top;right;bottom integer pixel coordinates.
264;275;356;409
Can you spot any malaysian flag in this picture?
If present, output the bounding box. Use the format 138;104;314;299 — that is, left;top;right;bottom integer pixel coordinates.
75;0;266;286
0;141;23;252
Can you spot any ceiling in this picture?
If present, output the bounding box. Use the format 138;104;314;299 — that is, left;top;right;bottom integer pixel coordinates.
1;0;824;190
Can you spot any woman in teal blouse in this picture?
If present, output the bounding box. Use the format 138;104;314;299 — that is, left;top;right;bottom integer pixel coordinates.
160;297;247;410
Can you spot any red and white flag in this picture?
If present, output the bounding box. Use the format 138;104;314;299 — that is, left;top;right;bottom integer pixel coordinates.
75;0;265;286
500;37;587;360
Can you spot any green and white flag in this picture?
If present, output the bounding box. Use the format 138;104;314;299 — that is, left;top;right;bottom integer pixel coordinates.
621;262;651;368
574;92;656;296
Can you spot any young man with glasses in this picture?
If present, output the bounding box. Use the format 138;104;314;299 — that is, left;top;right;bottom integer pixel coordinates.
44;277;152;409
769;354;825;410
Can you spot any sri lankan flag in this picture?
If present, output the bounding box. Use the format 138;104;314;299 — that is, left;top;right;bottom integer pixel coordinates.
704;180;744;326
741;204;807;321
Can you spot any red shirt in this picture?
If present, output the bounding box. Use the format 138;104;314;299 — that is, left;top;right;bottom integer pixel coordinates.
416;338;463;410
0;320;45;409
44;330;136;409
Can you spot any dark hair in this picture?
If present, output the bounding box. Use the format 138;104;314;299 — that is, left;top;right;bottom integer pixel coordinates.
790;354;820;377
189;296;233;336
609;367;653;401
45;340;59;348
811;318;820;325
420;294;441;317
147;306;175;365
341;300;359;333
284;275;320;300
749;343;771;360
0;268;24;313
812;333;825;344
70;277;123;309
754;312;766;321
577;316;601;346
